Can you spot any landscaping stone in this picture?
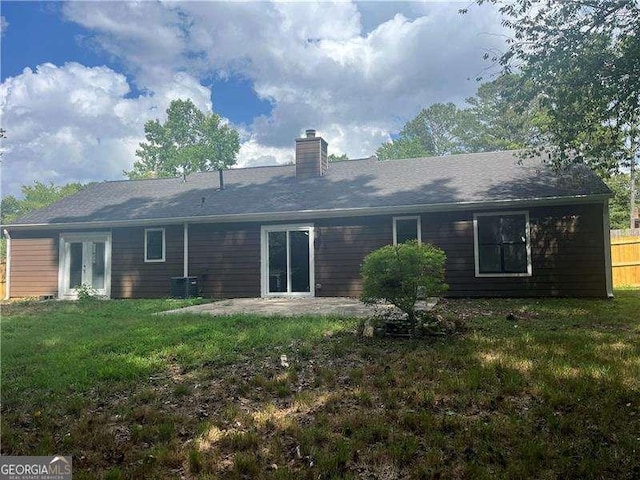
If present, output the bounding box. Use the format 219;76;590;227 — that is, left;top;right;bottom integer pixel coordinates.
362;320;374;337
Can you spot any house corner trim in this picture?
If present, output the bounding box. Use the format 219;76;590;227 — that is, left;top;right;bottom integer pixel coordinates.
3;229;11;300
603;200;614;298
183;223;189;277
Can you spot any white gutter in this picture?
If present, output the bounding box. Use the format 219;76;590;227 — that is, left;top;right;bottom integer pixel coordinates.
3;228;11;300
3;193;613;232
603;200;614;298
183;222;189;278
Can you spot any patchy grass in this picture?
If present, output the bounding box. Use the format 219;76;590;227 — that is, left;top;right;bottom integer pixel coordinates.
1;291;639;479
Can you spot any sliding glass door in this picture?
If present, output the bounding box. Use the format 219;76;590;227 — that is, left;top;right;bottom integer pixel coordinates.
261;225;314;297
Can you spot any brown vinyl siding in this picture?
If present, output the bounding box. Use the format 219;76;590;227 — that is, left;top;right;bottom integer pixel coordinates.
315;216;392;297
9;230;59;297
188;223;261;298
111;226;183;298
313;204;607;298
6;202;607;299
424;204;606;297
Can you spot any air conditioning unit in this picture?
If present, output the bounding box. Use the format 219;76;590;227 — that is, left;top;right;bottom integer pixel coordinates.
170;276;198;298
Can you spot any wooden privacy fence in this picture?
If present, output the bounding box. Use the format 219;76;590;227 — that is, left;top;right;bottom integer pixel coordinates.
611;229;640;287
0;261;5;299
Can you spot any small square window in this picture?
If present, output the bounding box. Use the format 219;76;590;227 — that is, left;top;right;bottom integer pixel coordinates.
145;228;165;262
393;216;421;245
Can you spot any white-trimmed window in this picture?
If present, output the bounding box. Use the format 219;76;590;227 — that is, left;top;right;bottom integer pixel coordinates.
145;228;165;262
473;211;531;277
393;216;421;245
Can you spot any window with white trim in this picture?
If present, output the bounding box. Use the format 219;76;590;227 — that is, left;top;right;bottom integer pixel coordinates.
393;216;421;245
474;212;531;276
145;228;165;262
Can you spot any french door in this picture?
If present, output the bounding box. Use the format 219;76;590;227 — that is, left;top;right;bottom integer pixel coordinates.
261;224;315;297
59;232;111;298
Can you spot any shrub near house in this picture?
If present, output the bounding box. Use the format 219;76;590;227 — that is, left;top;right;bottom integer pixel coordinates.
361;241;448;335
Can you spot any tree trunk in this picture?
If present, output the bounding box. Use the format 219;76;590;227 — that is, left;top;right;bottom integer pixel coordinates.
407;309;418;337
631;149;637;230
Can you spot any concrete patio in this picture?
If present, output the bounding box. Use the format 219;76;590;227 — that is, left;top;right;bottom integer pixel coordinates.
161;297;437;318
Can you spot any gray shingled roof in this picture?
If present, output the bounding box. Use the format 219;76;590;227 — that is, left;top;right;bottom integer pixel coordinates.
11;151;611;226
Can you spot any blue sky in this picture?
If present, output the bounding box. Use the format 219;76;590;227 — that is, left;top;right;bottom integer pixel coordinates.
0;1;505;197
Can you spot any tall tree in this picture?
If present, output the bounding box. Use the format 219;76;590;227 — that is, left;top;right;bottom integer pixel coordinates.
1;181;88;258
468;0;640;227
328;153;349;162
376;136;430;161
402;103;472;156
0;196;21;226
606;173;640;229
125;99;240;179
376;103;472;160
463;74;539;152
376;75;541;160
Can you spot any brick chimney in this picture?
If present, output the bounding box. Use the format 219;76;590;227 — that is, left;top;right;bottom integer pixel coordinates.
295;129;328;178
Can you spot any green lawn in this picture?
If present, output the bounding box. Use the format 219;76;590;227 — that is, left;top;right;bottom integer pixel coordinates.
1;292;639;479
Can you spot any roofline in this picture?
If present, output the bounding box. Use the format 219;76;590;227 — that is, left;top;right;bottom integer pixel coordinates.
3;193;613;231
94;155;377;185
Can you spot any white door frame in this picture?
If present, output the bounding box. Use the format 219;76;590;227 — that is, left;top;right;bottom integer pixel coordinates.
58;232;112;299
260;223;315;297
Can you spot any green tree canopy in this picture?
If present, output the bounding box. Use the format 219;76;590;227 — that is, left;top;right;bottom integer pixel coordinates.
376;75;540;160
125;99;240;179
328;153;349;163
376;103;472;160
469;0;639;227
1;181;88;258
606;173;640;230
1;181;87;225
463;73;539;152
376;136;430;161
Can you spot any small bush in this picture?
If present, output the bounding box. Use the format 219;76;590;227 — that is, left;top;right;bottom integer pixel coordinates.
76;283;97;301
361;241;448;332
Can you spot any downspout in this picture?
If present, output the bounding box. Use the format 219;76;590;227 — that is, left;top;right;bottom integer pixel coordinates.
3;228;11;300
183;223;189;277
603;201;614;298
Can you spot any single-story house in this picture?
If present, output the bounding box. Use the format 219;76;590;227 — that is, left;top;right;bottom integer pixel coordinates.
3;130;614;300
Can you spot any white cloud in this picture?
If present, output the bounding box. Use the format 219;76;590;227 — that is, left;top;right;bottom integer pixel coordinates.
236;137;293;168
62;1;505;156
0;16;8;36
2;1;507;193
62;2;190;91
0;63;212;196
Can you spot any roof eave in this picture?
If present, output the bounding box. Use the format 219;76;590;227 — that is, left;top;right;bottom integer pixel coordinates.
3;193;613;231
